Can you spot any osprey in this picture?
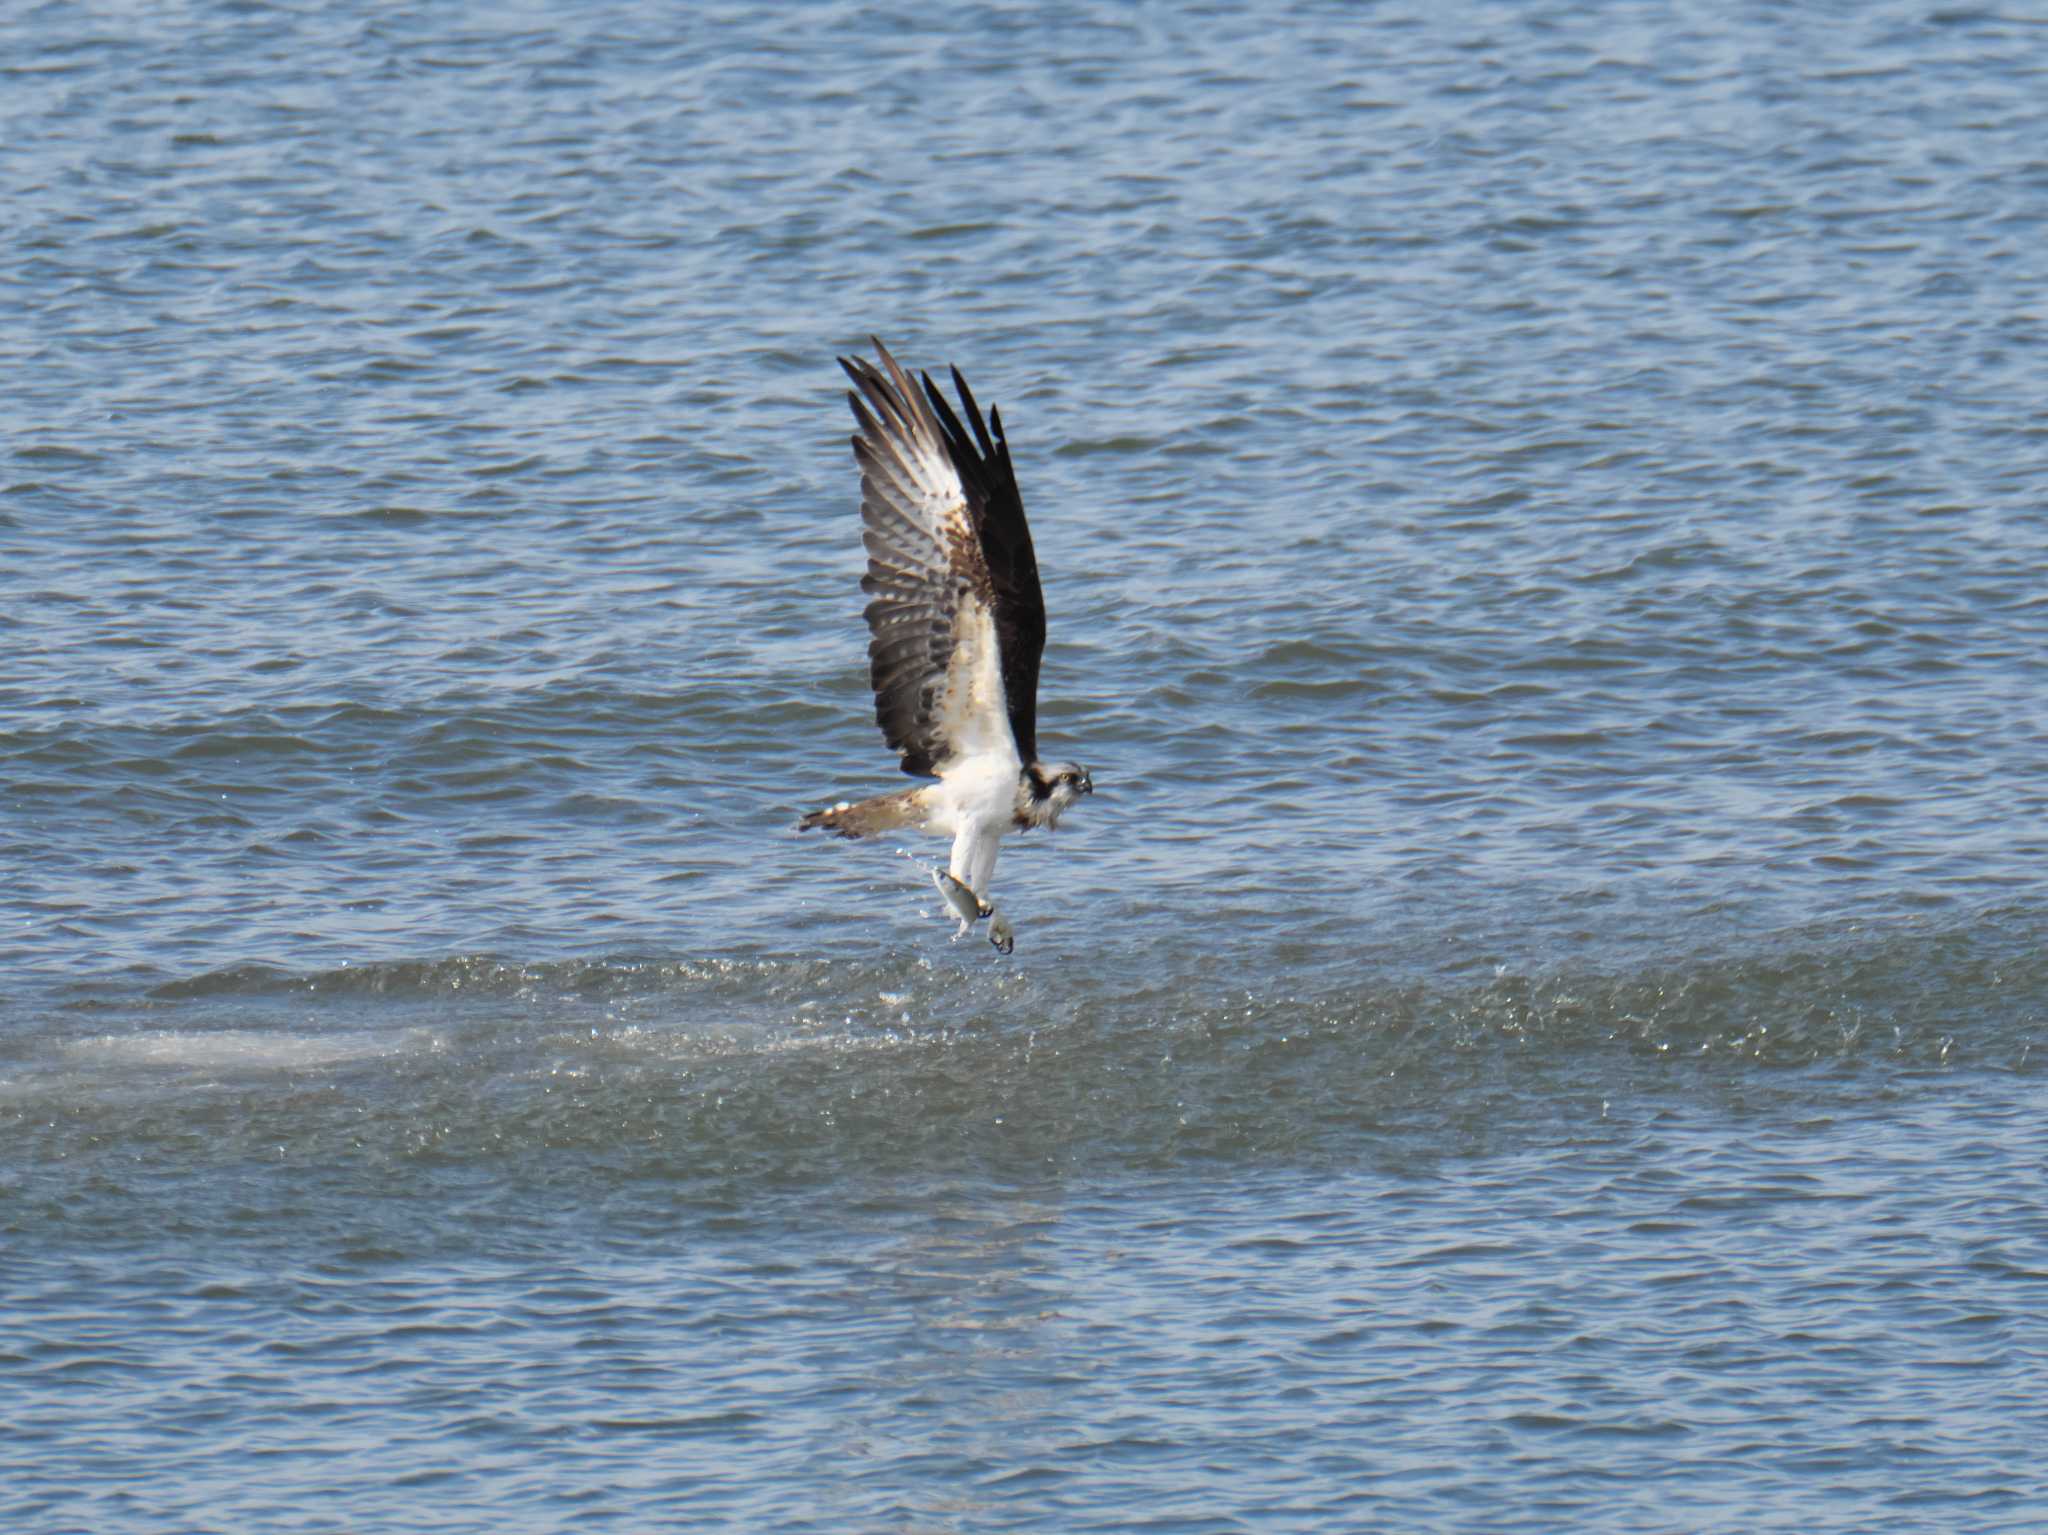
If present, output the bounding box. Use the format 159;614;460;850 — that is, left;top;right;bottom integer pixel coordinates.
798;339;1093;953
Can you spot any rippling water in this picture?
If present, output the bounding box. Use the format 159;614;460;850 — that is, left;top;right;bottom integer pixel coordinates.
7;3;2048;1531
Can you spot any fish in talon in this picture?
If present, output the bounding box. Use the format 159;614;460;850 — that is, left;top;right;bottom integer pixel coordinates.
933;868;993;933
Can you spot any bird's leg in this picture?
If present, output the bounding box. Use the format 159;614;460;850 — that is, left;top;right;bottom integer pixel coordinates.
987;908;1015;955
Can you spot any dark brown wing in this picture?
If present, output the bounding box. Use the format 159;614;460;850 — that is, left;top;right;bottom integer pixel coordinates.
839;340;1041;777
920;362;1045;764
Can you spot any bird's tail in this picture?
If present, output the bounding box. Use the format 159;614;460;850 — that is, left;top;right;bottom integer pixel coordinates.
797;787;929;839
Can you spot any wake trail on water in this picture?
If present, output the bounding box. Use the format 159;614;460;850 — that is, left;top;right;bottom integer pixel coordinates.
6;912;2039;1184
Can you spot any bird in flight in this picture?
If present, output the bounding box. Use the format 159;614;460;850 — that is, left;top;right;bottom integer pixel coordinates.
799;339;1093;954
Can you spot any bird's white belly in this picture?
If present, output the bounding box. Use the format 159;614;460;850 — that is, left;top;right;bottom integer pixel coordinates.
928;753;1017;901
926;754;1017;836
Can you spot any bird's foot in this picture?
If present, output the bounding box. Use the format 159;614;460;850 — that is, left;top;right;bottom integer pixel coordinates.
988;910;1015;955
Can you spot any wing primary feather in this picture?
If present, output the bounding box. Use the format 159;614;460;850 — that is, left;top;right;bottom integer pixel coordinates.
842;352;908;414
843;365;922;444
920;370;971;455
845;391;889;445
848;351;908;428
948;365;1000;463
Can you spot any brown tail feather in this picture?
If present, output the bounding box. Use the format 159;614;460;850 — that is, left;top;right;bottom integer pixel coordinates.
797;788;928;839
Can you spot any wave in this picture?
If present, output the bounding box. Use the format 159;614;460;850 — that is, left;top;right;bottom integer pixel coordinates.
131;910;2045;1059
2;917;2024;1188
143;953;777;1004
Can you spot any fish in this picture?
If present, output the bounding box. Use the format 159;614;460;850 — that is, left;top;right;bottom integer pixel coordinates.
931;868;993;936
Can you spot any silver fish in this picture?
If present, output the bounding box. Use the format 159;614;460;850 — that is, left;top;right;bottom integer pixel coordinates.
932;869;992;935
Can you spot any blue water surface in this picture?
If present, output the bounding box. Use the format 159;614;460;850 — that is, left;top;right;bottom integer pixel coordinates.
5;3;2048;1531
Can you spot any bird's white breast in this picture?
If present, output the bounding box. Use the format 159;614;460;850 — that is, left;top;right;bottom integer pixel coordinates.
928;751;1019;836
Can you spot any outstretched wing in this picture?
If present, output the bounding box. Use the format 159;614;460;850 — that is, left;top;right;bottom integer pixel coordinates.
840;339;1046;777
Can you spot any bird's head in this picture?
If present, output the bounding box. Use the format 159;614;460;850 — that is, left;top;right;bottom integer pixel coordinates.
1022;761;1094;828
